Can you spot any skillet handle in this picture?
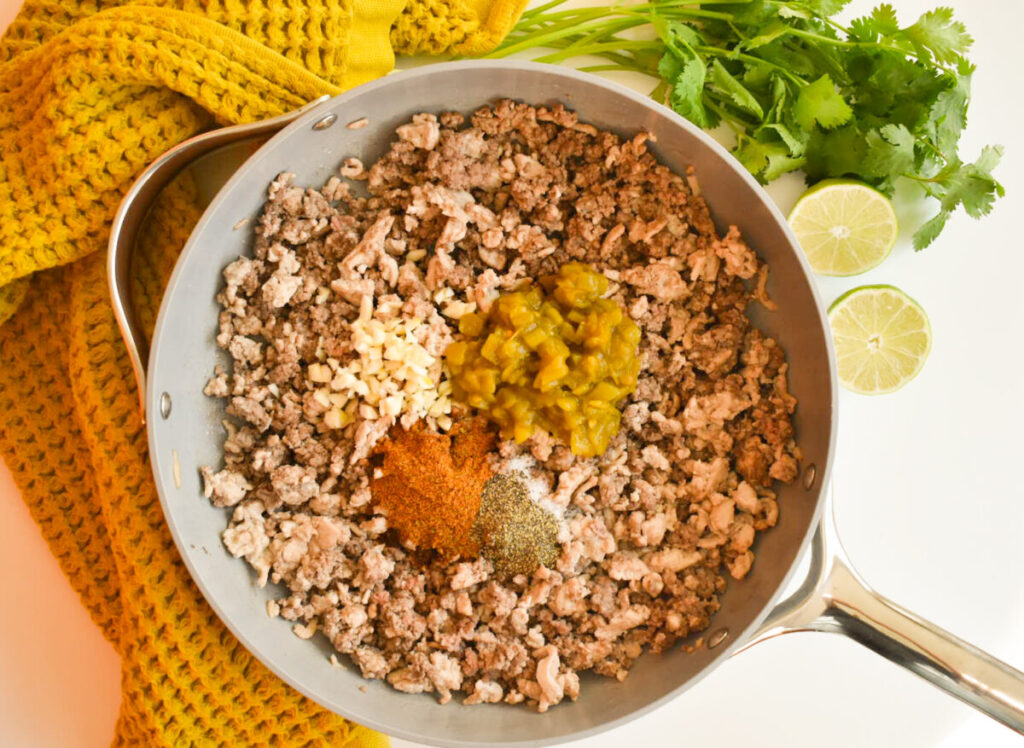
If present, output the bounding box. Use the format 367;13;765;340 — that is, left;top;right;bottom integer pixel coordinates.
106;96;330;422
741;499;1024;734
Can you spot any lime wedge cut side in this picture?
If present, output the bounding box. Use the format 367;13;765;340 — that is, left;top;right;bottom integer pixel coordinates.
828;285;931;395
789;180;899;276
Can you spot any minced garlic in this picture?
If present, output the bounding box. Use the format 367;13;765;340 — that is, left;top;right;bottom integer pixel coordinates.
305;295;452;430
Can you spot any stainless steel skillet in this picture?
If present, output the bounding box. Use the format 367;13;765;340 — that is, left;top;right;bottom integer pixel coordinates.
107;61;1024;746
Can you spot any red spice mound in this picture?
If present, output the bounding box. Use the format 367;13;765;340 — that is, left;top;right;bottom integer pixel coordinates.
371;419;494;559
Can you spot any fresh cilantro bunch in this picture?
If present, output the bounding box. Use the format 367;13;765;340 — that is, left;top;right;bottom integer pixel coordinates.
490;0;1003;249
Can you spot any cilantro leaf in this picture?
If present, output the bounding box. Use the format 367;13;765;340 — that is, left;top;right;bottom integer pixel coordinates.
904;7;973;64
934;146;1004;217
913;210;950;250
799;0;853;16
765;74;790;120
657;50;683;82
741;62;776;90
710;59;765;118
973;143;1003;175
927;60;971;155
848;17;879;44
870;4;901;36
756;39;822;79
718;0;775;28
793;74;854;130
670;57;713;129
777;6;810;21
743;20;789;51
765;150;807;182
804;123;868;181
735;136;806;181
862;123;916;188
912;145;1004;248
851;52;950;132
663;20;702;52
759;123;807;156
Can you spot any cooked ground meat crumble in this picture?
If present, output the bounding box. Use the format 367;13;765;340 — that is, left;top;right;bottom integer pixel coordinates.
201;101;800;712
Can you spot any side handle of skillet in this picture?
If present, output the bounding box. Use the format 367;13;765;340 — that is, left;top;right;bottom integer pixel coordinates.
107;96;330;421
740;493;1024;734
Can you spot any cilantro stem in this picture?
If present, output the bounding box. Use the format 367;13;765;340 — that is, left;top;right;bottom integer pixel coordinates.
489;14;625;57
515;5;612;26
545;20;653;56
519;0;571;21
581;63;659;74
561;17;649;47
579;63;649;73
786;28;866;49
536;40;666;64
501;2;737;42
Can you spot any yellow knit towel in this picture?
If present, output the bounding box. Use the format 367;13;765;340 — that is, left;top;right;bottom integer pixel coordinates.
0;1;525;745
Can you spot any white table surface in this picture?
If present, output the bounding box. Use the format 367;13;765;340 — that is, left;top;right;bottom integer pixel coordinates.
1;0;1022;746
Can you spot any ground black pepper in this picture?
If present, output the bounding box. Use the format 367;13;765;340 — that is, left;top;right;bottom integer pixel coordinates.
472;473;559;577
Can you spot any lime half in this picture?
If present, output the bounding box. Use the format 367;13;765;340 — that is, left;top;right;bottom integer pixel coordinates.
828;285;931;395
789;180;899;276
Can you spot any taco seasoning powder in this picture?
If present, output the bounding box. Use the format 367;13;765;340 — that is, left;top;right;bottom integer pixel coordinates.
370;419;494;559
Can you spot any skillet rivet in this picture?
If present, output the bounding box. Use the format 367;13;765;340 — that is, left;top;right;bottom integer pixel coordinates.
707;628;729;649
160;392;172;419
312;113;338;131
803;463;817;490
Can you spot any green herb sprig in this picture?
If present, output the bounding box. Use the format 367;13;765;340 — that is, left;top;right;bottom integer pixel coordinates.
488;0;1003;249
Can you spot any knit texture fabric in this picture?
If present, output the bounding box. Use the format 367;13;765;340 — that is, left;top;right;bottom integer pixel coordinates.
0;1;525;745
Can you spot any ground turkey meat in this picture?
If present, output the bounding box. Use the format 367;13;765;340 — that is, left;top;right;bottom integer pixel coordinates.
202;101;800;712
